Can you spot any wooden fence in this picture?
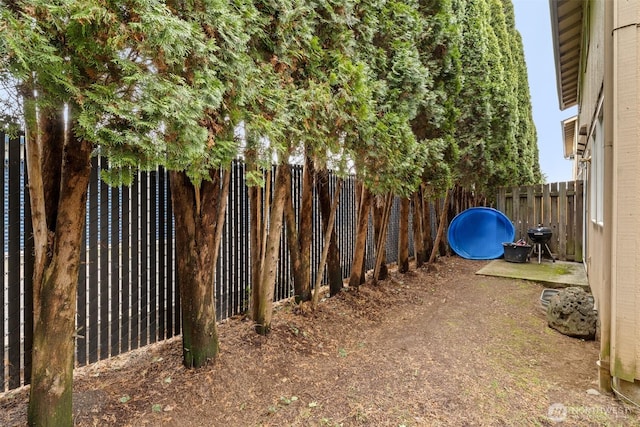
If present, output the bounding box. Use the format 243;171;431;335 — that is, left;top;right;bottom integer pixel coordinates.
496;181;583;262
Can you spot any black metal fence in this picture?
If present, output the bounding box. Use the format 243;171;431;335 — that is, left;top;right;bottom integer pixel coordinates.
1;131;414;392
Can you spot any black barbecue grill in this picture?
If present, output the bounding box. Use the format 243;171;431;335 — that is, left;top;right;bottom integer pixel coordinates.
527;224;555;263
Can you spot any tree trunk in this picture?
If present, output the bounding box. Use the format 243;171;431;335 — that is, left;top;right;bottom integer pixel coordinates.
349;183;372;288
372;198;389;281
422;198;434;258
397;198;410;273
433;196;444;256
445;190;456;256
412;191;426;267
283;159;313;303
170;168;229;368
248;166;264;322
429;189;451;266
358;188;367;286
312;180;342;309
316;169;343;296
372;193;393;283
28;107;92;427
283;168;303;299
441;193;453;256
253;164;288;334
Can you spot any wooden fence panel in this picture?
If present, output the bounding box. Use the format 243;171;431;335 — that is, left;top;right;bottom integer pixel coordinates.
575;181;584;261
496;181;584;262
558;182;567;259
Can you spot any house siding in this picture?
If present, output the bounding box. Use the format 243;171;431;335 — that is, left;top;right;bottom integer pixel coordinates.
578;0;605;134
579;0;607;360
553;0;640;397
611;0;640;382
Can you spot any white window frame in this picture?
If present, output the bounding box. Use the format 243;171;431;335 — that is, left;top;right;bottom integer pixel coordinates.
590;113;604;226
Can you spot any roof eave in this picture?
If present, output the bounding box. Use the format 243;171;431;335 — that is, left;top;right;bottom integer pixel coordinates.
549;0;584;111
562;116;578;158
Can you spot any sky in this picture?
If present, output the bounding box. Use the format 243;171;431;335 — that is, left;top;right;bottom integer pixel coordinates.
512;0;577;184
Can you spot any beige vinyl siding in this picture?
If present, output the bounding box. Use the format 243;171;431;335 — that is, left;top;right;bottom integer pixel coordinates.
579;0;606;349
610;0;640;382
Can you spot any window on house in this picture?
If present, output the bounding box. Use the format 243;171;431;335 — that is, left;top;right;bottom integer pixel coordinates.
590;113;604;225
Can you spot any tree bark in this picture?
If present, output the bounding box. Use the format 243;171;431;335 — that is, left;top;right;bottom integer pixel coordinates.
349;183;372;288
253;164;288;334
283;158;313;303
412;191;426;267
440;193;452;256
429;189;451;266
316;169;343;296
28;107;92;427
312;180;342;309
372;193;393;283
422;197;434;257
248;166;264;322
283;168;303;298
372;198;389;281
433;196;443;255
170;168;229;368
397;198;410;273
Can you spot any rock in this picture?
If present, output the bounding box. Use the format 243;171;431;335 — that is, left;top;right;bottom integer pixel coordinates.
586;388;600;396
546;287;597;340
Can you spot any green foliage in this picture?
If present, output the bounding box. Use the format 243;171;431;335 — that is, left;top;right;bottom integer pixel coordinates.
504;0;541;185
0;0;540;195
453;0;541;195
412;0;463;195
347;0;429;196
244;0;375;178
1;0;255;187
357;113;426;196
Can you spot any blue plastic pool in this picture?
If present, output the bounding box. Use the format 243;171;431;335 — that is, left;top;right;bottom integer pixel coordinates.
447;207;515;260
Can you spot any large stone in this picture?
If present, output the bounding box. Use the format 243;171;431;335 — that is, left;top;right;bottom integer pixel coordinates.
546;287;596;340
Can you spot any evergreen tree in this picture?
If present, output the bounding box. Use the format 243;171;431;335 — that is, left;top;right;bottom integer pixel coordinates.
502;0;542;184
245;0;373;332
1;0;239;422
454;0;541;194
413;0;462;193
455;0;495;193
349;0;428;197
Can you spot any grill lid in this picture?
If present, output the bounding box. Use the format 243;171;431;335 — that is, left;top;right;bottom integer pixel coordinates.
527;224;552;243
528;225;552;234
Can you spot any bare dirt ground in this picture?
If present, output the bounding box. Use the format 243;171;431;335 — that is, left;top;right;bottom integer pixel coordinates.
2;257;639;426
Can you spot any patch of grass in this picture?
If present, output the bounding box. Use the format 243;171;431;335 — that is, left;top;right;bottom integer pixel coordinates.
279;396;298;405
288;324;300;336
490;380;508;399
320;418;344;427
553;266;571;275
352;407;368;423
